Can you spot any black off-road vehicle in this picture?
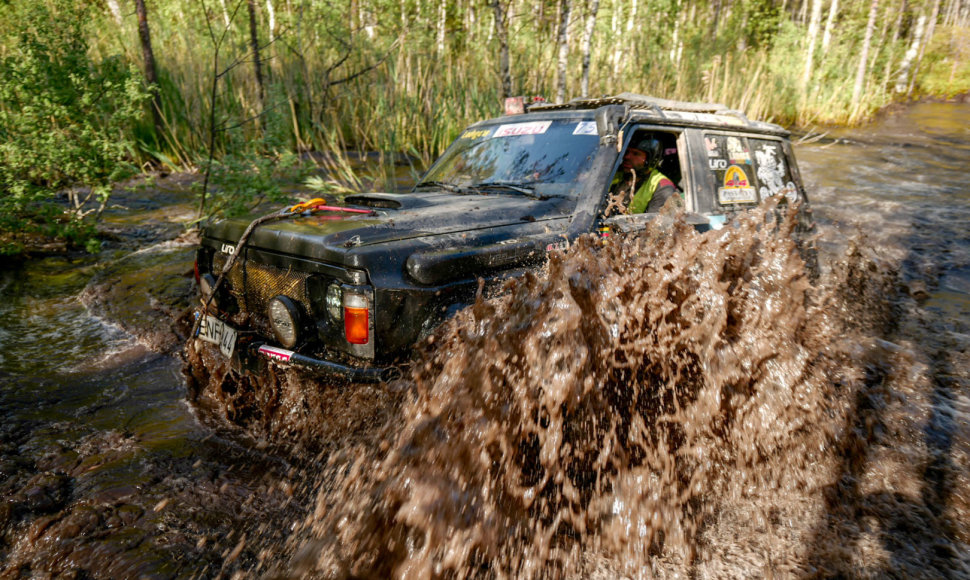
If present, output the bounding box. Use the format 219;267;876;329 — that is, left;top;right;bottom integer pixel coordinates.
192;93;814;382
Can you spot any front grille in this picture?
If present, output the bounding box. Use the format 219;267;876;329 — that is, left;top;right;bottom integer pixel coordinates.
213;253;310;335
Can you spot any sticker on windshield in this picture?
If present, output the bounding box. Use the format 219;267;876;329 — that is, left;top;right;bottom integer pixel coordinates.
718;165;757;204
460;128;492;140
572;121;598;135
494;121;552;137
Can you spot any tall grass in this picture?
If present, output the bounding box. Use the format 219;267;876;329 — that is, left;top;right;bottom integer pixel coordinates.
68;0;970;174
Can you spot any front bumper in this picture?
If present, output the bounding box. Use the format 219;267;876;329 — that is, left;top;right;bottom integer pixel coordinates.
250;342;402;383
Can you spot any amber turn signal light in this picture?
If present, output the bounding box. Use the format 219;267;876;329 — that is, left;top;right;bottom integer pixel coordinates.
344;307;369;344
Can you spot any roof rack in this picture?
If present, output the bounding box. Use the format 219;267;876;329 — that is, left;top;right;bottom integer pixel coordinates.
529;92;730;115
714;108;751;123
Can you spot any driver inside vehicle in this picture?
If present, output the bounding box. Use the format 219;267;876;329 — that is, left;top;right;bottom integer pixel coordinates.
608;133;681;214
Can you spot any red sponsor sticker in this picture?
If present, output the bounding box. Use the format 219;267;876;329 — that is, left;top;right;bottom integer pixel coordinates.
723;165;749;188
258;345;293;362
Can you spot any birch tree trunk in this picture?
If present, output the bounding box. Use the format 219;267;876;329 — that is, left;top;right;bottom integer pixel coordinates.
852;0;879;113
218;0;232;27
105;0;123;24
610;0;622;84
868;1;891;91
247;0;265;107
670;0;682;64
711;0;722;42
896;13;925;92
362;0;376;39
436;0;447;55
822;0;838;54
580;0;600;97
943;0;955;25
401;0;409;38
266;0;276;43
134;0;163;140
466;0;476;42
555;0;572;103
626;0;637;77
491;0;512;99
908;0;942;95
802;0;824;88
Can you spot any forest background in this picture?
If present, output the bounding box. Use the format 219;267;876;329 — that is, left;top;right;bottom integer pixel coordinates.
0;0;968;254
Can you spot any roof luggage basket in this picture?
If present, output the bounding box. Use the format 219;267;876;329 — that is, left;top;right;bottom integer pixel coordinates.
714;108;751;124
526;92;788;134
529;92;729;115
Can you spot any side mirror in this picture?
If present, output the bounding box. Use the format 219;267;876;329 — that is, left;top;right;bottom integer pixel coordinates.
595;105;628;147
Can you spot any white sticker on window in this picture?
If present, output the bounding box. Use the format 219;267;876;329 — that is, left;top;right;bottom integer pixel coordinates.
755;144;787;195
573;121;598;135
726;136;750;163
494;121;552;137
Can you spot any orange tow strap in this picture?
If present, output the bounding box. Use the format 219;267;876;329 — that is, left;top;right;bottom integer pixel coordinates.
287;198;327;213
288;198;375;215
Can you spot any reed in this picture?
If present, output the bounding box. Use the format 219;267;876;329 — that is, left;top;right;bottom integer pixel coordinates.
13;0;966;173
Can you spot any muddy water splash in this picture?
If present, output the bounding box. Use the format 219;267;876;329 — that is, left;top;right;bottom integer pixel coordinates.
269;200;967;578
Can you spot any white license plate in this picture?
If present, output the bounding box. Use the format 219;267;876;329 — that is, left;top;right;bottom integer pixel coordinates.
198;314;237;358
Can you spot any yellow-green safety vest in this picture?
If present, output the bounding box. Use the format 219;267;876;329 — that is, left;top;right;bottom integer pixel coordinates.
611;169;674;214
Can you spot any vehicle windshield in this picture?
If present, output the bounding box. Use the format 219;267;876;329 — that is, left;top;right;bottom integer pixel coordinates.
418;119;600;196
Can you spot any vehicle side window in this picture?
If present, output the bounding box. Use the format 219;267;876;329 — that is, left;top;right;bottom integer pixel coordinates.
602;129;684;217
748;138;800;203
704;134;758;208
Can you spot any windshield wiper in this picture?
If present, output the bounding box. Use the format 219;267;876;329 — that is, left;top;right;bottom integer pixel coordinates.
414;180;468;194
468;181;537;197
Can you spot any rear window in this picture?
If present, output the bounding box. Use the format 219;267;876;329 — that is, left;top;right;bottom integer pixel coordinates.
704;134;798;208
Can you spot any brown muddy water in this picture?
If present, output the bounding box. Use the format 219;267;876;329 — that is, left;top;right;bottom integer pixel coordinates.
2;103;970;578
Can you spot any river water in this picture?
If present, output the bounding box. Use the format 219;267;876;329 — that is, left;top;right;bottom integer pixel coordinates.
1;103;969;578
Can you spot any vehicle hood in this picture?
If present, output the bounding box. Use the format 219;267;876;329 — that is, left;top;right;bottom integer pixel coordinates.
203;190;574;261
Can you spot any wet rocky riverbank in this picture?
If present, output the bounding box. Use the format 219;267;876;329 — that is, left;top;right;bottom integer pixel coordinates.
0;176;311;578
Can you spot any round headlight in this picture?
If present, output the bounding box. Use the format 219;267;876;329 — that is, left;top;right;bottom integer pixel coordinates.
325;283;343;320
268;296;301;348
200;273;217;305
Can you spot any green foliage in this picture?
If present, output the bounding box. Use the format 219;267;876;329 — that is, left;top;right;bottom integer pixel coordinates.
0;0;150;253
742;0;784;50
199;93;305;221
917;26;970;97
203;150;295;218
